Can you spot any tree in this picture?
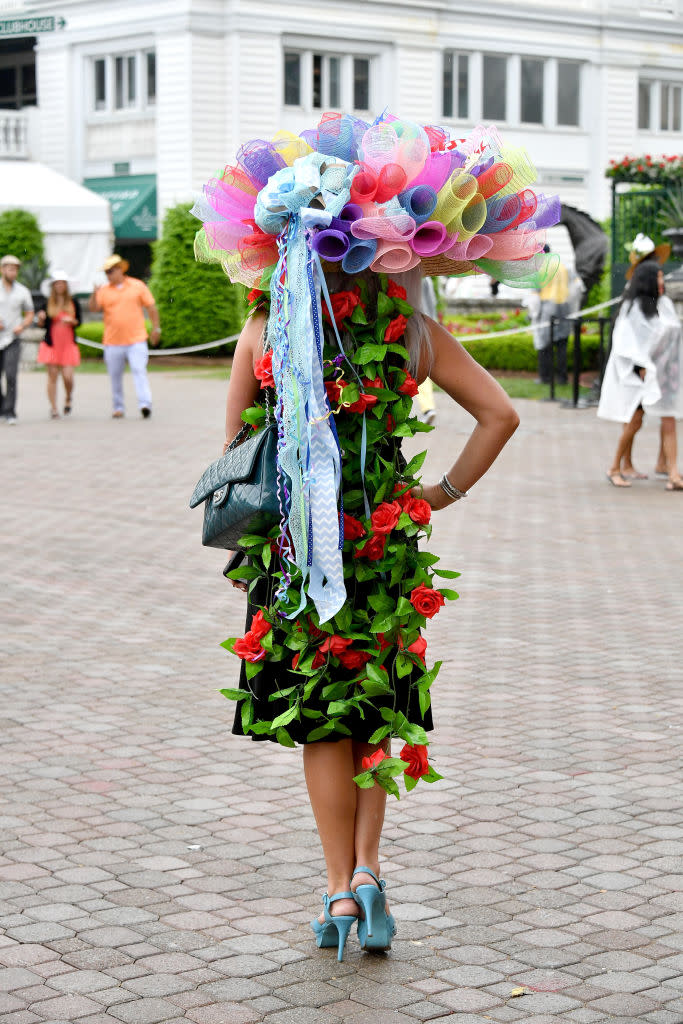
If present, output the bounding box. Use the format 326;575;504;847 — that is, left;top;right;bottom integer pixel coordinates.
149;203;245;350
0;209;47;290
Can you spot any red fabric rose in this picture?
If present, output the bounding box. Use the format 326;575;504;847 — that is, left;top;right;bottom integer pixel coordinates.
375;632;392;652
233;631;266;662
384;314;408;343
409;583;445;618
320;634;353;657
406;636;427;663
312;649;326;670
323;290;361;325
404;497;432;526
392;484;411;509
387;281;407;301
307;616;326;641
250;609;272;640
362;748;389;772
399;743;430;780
337;648;372;671
247;288;264;303
254;350;275;389
343;513;366;540
370;501;402;535
398;371;419;397
354;533;386;561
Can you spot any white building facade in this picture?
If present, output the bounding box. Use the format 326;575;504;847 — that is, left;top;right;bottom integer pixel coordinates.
1;0;682;252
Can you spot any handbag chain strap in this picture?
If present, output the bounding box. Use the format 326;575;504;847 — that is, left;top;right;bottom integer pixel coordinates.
226;423;252;451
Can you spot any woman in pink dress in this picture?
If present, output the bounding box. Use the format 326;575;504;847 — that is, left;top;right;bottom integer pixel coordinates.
37;271;82;418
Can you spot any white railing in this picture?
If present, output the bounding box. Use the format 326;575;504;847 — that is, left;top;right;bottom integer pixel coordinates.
0;111;29;159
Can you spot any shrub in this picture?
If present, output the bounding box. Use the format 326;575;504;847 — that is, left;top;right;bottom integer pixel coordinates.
149;203;245;351
460;332;601;373
0;209;47;289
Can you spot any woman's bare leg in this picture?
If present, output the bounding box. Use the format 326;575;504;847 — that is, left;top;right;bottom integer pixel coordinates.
46;366;59;414
303;740;358;920
661;417;682;486
351;740;389;908
608;410;643;485
62;366;74;408
621;408;645;475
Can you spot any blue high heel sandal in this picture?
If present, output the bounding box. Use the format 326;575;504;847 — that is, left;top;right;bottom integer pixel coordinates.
310;891;357;962
352;866;396;951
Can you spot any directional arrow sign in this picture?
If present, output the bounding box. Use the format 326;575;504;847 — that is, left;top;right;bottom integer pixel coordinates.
0;15;66;36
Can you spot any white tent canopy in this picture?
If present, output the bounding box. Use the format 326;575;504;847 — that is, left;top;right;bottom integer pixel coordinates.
0;161;112;294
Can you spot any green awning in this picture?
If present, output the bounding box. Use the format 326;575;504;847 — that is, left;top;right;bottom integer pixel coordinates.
84;174;157;240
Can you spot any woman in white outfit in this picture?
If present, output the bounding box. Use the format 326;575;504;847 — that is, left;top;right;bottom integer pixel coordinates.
598;260;683;491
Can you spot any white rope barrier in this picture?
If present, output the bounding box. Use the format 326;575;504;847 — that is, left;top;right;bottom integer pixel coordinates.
75;333;241;355
450;296;621;344
73;295;622;355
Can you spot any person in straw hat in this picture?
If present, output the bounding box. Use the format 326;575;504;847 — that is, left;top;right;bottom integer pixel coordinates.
88;255;161;419
0;254;34;424
37;269;82;418
192;110;559;959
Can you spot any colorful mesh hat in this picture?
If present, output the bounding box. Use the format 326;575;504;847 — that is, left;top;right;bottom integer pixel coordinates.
192;112;560;622
193;111;560;289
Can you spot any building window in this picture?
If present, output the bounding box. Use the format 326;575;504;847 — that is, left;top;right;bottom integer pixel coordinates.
312;53;342;109
353;57;369;111
284;50;373;113
94;58;106;111
443;52;469;119
146;52;156;104
557;62;580;126
638;80;652;130
660;82;682;131
521;58;544;124
483;55;507;121
114;55;136;109
90;50;156;114
284;52;300;106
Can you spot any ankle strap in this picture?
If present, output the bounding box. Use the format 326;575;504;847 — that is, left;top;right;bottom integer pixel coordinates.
326;890;355;904
351;866;382;887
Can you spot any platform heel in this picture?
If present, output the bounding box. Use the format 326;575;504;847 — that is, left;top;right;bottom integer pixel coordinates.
310;891;357;962
352;866;396;951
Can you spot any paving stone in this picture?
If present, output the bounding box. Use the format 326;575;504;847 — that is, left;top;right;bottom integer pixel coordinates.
28;993;101;1018
0;968;44;992
4;380;683;1022
109;997;181;1023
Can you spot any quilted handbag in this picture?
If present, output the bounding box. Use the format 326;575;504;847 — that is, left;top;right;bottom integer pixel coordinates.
189;422;279;549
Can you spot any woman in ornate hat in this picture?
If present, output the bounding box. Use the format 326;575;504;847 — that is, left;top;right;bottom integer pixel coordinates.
193;113;559;959
37;270;81;418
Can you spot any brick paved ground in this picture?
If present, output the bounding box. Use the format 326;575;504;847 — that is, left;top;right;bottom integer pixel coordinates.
2;367;683;1024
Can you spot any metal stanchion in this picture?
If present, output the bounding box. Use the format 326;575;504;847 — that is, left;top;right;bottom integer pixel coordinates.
544;316;558;402
572;317;582;408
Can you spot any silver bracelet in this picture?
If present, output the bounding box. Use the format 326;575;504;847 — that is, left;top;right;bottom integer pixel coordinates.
439;473;468;501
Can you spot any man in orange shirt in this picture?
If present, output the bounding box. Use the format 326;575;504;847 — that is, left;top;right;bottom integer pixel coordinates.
88;255;161;418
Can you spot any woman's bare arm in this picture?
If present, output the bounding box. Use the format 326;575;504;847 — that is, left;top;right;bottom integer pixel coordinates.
223;313;266;451
417;317;520;510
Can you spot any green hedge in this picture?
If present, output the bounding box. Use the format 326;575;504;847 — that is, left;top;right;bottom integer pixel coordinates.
460;332;601;373
76;321;602;372
149;203;245;351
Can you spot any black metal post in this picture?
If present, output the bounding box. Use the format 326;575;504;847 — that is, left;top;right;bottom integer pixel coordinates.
549;316;556;401
572;316;582;408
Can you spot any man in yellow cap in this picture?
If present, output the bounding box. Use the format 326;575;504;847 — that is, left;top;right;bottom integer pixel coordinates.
88;255;161;418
